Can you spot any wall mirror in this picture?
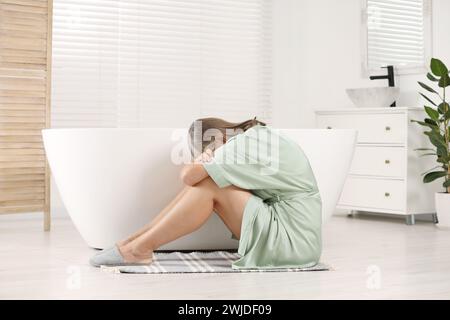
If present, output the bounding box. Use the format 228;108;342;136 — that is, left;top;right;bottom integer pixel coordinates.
362;0;432;75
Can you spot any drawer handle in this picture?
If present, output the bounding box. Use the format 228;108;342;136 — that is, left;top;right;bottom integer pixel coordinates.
385;159;391;164
326;126;332;129
385;192;391;197
385;126;391;131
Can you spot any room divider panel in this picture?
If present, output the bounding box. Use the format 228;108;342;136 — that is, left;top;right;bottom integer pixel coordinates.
0;0;52;230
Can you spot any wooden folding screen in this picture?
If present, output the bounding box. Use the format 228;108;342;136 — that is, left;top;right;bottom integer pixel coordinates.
0;0;52;230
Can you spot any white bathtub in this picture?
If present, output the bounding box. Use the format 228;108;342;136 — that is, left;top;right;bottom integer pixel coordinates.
43;128;356;249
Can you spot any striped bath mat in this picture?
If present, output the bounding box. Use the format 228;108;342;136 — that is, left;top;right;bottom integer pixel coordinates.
100;251;331;274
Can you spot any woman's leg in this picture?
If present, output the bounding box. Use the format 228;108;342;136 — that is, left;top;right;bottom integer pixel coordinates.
118;177;252;263
117;187;190;246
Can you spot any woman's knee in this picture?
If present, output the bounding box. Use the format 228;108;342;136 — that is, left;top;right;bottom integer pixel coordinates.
214;185;252;210
191;178;251;203
188;177;219;195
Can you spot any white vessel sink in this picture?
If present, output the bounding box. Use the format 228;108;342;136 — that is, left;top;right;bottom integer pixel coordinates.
346;87;400;108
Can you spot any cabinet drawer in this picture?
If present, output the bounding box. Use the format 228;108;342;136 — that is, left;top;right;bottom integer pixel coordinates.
317;113;406;144
338;177;405;211
349;146;405;178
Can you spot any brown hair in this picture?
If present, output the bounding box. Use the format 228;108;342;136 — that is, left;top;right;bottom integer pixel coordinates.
188;117;266;157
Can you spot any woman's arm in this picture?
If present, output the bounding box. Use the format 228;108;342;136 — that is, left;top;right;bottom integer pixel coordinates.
180;149;213;186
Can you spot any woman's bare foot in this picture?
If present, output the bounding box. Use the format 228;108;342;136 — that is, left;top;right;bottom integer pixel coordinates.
118;242;153;264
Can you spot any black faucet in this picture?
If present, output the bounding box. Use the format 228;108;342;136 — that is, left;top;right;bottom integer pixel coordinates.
369;65;396;107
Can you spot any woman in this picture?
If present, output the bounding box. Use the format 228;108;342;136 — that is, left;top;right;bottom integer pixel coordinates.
90;117;322;269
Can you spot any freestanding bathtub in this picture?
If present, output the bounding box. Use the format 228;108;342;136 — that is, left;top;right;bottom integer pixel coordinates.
42;128;356;249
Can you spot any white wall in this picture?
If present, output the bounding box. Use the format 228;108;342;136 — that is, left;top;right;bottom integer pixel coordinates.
272;0;450;128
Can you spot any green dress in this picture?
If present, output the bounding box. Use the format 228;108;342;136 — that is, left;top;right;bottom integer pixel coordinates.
202;125;322;270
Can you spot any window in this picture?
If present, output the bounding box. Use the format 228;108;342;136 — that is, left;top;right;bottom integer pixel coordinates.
52;0;272;128
362;0;432;75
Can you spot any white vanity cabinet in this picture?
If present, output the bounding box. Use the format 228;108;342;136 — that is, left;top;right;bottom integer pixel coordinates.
315;107;440;225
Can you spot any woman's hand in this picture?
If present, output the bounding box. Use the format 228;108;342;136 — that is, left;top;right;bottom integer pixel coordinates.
194;148;214;164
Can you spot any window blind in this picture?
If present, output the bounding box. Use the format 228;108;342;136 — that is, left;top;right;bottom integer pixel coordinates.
366;0;428;70
52;0;272;128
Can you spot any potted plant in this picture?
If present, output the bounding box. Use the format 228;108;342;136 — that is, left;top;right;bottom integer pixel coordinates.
412;58;450;227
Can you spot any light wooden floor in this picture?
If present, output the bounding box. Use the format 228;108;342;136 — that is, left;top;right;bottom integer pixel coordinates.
0;213;449;300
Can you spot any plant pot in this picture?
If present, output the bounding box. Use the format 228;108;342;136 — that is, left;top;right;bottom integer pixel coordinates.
435;192;450;228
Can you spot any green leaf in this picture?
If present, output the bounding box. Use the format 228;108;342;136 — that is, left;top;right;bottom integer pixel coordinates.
438;102;449;114
420;93;437;106
444;180;450;188
424;130;445;141
438;73;450;88
422;166;444;175
430;58;449;77
437;148;448;158
413;120;437;130
419;153;437;157
438;153;450;162
424;106;440;121
415;148;436;151
423;171;447;183
425;118;438;126
424;131;448;153
418;81;439;95
427;73;439;82
445;110;450;121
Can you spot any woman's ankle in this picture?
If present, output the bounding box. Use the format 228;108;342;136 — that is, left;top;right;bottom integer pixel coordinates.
117;242;152;263
117;235;138;247
131;245;153;260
